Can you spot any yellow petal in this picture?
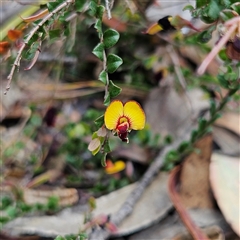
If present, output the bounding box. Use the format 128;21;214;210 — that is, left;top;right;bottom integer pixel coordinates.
123;101;145;130
105;161;125;174
146;23;163;35
104;100;123;130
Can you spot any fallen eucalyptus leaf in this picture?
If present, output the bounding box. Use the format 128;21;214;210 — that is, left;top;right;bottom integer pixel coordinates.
210;153;240;237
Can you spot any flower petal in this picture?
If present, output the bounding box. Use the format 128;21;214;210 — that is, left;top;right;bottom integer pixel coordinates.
145;22;163;35
105;160;125;174
123;101;145;130
104;100;123;130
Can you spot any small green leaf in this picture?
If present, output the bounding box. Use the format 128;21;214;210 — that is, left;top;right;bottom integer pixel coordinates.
99;70;108;84
109;80;122;98
103;29;120;49
92;43;104;61
183;5;194;11
23;42;41;61
47;1;60;12
218;74;229;89
0;216;10;224
79;233;88;240
231;2;240;14
197;25;215;43
208;0;221;20
210;100;216;116
103;139;111;153
101;153;107;167
75;0;85;12
24;33;38;45
196;0;208;8
226;71;238;81
55;236;65;240
177;141;191;153
95;115;104;128
220;11;235;21
64;25;70;37
92;145;101;155
96;5;105;19
107;54;123;73
94;19;102;37
49;29;61;40
47;196;59;212
165;150;180;163
164;135;173;144
88;0;97;16
92;131;98;139
218;49;229;61
198;118;208;131
6;206;18;218
104;91;110;106
208;113;221;124
191;129;198;143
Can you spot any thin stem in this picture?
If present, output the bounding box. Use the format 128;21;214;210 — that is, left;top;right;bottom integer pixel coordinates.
197;23;237;75
167;45;193;115
100;32;109;101
105;0;112;19
168;165;210;240
4;0;74;95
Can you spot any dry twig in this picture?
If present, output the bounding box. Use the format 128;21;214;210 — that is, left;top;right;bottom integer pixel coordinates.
105;0;112;19
197;16;240;75
166;45;193;115
4;0;75;95
168;165;210;240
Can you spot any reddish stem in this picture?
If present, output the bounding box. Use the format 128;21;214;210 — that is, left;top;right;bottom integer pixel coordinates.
168;165;210;240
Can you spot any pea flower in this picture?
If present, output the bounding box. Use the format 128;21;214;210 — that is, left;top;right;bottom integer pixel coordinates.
104;100;145;142
105;159;125;174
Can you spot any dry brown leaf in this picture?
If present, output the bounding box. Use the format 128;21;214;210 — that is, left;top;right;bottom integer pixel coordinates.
102;14;127;32
23;187;79;207
179;134;214;208
210;153;240;237
144;86;209;140
173;225;225;240
4;172;172;237
214;112;240;135
112;143;151;164
213;125;240;155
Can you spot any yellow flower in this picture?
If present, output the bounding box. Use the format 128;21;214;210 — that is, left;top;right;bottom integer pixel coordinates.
105;159;126;174
104;100;145;142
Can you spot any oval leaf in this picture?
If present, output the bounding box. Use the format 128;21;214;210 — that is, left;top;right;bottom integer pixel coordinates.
88;138;101;152
96;5;105;19
109;80;122;98
75;0;85;12
92;43;104;61
95;114;104;128
103;29;120;49
94;19;102;37
99;70;108;84
97;127;107;137
107;54;123;73
210;153;240;236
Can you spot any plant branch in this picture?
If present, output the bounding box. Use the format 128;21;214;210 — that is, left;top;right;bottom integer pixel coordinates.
4;0;75;95
166;45;193;114
197;17;240;75
105;0;112;19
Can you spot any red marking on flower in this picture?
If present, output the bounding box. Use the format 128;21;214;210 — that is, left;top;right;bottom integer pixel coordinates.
104;100;145;143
